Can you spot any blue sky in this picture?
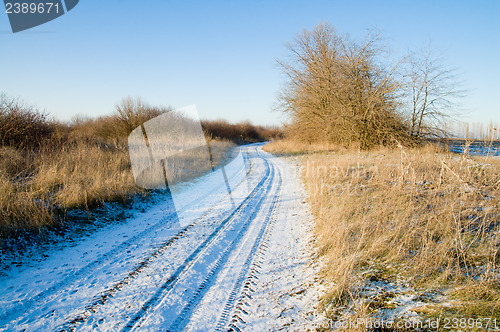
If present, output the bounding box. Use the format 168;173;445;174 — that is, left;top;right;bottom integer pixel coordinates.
0;0;498;126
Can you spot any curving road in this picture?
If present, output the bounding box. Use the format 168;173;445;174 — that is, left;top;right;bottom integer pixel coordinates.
0;144;323;331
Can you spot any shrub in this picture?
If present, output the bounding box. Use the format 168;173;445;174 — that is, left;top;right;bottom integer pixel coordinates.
114;97;170;137
276;23;414;149
0;93;53;149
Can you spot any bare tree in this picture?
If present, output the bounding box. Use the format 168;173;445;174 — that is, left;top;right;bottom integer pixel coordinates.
405;50;465;138
114;97;170;135
276;23;410;149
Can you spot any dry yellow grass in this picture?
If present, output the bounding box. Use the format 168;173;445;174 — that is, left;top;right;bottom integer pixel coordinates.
0;172;54;232
263;139;350;155
0;142;136;236
0;139;235;237
267;140;500;327
32;143;137;209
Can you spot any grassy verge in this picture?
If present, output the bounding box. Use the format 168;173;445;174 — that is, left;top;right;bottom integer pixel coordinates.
0;138;236;238
265;140;500;330
0;142;134;234
262;140;345;156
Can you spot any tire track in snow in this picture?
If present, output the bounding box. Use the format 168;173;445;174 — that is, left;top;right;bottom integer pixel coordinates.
118;148;275;331
0;148;253;330
165;156;282;332
214;162;282;332
57;146;271;331
0;208;177;324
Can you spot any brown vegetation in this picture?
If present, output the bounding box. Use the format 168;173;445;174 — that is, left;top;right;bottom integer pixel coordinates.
263;139;345;156
276;23;413;149
266;140;500;327
270;23;495;328
201;119;283;143
0;93;53;149
276;23;464;149
1;95;270;238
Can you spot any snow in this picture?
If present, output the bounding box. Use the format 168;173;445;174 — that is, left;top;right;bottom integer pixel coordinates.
0;144;324;331
229;157;326;331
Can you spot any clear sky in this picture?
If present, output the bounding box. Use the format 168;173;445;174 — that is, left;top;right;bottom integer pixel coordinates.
0;0;498;126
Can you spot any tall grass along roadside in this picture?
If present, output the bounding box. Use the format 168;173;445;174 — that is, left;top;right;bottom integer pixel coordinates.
265;140;500;329
1;95;275;238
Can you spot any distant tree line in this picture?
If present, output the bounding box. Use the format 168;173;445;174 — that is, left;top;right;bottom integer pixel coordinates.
448;121;499;141
0;94;282;151
111;97;282;143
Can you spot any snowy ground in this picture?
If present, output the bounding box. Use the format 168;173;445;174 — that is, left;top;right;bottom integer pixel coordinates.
0;144;324;331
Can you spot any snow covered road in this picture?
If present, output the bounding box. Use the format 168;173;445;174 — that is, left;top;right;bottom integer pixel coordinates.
0;144;323;331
